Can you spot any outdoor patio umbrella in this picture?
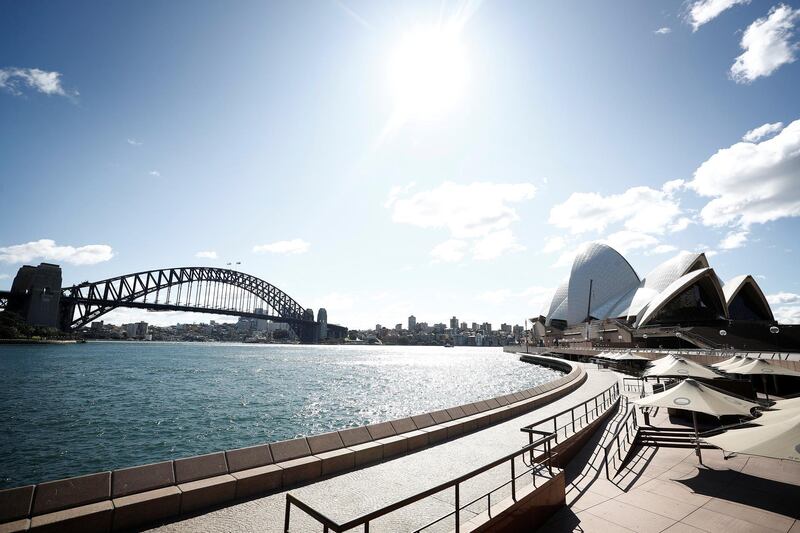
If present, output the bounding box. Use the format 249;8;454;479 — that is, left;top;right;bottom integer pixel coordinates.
705;412;800;462
722;359;800;402
612;350;650;361
774;397;800;410
753;405;800;425
646;354;679;372
716;357;754;372
711;355;743;369
642;357;721;380
633;379;758;462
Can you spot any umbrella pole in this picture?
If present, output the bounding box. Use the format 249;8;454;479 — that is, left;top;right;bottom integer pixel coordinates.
692;411;703;465
762;375;770;403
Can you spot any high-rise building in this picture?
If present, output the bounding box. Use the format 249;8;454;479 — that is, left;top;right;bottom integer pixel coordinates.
450;316;459;330
471;322;479;331
460;322;467;331
408;315;416;331
501;323;512;333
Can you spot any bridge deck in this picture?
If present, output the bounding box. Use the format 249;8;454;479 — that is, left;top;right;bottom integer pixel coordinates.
146;367;617;532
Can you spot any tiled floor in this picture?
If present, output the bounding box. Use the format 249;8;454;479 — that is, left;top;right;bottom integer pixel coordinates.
541;383;800;533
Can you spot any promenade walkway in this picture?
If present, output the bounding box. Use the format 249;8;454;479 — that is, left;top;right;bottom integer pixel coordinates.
540;378;800;533
148;366;618;532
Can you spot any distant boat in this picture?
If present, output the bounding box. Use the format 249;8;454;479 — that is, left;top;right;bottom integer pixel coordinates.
444;341;453;348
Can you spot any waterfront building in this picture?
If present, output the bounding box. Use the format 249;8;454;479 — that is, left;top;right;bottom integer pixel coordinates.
408;315;416;331
536;242;795;349
450;316;459;330
318;308;328;339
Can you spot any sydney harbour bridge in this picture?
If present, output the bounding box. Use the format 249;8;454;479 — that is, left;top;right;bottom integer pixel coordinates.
0;263;345;343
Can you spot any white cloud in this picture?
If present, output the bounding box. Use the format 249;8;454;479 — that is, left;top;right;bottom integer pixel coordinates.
471;229;525;261
730;4;800;83
669;217;693;232
542;236;566;254
149;170;161;177
390;181;537;261
743;122;784;142
195;251;218;260
689;118;800;227
0;239;114;265
127;138;143;146
0;274;10;280
0;67;77;98
662;179;685;194
383;182;416;208
548;184;684;235
252;239;310;255
552;241;591;269
718;230;749;249
766;292;800;305
654;27;672;35
773;305;800;324
602;230;659;255
391;181;537;238
687;0;749;31
430;239;467;263
97;308;237;327
647;244;679;255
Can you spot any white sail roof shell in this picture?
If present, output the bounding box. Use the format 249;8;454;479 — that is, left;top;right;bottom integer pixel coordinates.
636;267;728;327
564;243;640;325
626;252;709;320
723;274;774;321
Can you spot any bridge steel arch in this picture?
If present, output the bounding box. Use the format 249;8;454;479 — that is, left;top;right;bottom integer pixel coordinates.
59;267;317;341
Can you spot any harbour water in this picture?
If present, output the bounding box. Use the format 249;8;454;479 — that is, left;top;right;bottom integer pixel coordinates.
0;342;561;489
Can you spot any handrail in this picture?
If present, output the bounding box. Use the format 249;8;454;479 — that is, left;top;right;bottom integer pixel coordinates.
285;379;621;532
602;399;638;479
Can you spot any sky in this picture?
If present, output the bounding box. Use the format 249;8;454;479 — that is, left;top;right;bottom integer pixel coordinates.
1;0;800;329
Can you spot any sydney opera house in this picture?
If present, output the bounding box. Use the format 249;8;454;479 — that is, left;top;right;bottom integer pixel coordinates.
532;243;798;350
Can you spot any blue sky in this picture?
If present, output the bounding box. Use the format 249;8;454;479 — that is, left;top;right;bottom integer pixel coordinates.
2;0;800;329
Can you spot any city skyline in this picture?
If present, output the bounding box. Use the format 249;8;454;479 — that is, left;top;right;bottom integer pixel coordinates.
2;0;800;329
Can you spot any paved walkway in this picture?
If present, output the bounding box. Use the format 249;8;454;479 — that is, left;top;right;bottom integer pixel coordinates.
541;379;800;533
148;366;618;532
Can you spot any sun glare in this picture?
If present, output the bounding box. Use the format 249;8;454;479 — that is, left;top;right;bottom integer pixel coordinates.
388;24;468;122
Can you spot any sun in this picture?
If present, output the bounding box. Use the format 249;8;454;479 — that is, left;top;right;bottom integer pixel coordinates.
387;24;468;123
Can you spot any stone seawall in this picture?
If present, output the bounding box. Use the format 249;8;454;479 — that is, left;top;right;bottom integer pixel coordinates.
0;354;587;533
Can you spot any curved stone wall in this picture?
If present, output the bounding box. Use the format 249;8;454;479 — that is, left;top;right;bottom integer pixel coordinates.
0;355;586;533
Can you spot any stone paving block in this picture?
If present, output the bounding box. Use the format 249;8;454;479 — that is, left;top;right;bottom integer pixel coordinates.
446;406;467;420
485;397;501;409
473;400;491;412
495;395;510;406
231;465;283;499
0;519;29;533
461;403;479;416
338;426;372;447
178;474;236;514
376;435;407;458
389;417;417;435
270;438;312;463
419;425;448;444
403;430;429;451
315;448;355;476
441;419;465;439
429;409;452;424
411;413;435;429
225;444;273;473
112;460;175;498
32;472;111;515
29;500;113;533
174;452;228;484
0;485;34;522
278;456;322;486
348;441;383;467
365;422;396;440
307;431;345;455
112;486;181;531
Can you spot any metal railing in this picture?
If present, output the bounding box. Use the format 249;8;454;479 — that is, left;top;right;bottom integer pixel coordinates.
284;382;621;533
602;399;638;479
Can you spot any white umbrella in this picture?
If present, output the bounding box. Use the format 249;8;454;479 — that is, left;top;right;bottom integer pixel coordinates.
613;350;650;361
724;359;800;402
717;357;754;372
634;379;758;462
774;397;800;410
643;357;721;380
705;412;800;462
753;406;800;425
711;355;742;369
